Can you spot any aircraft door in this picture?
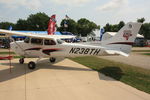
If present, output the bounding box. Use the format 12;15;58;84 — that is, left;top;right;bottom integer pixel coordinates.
43;39;57;56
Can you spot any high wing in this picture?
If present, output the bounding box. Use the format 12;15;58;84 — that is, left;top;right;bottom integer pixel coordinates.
0;29;75;39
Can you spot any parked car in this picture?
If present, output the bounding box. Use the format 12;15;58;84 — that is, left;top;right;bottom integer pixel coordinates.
0;38;10;48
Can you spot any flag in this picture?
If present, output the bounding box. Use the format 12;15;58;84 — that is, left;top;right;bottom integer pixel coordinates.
100;28;105;41
64;20;68;28
64;15;70;28
47;14;56;35
9;26;12;31
65;15;70;19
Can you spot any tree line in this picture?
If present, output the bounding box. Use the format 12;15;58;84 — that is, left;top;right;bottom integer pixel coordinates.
0;12;149;39
0;12;50;31
0;12;100;37
103;18;150;39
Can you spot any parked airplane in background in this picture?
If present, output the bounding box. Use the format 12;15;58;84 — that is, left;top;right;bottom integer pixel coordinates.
0;22;142;69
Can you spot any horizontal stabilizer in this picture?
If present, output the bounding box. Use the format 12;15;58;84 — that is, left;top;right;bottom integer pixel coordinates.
105;50;129;57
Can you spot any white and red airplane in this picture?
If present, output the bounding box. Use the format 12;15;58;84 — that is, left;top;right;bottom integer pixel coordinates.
0;22;142;69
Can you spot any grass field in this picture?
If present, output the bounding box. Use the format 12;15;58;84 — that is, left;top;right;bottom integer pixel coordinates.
132;50;150;52
70;56;150;94
143;53;150;56
0;51;21;58
131;50;150;56
0;52;15;55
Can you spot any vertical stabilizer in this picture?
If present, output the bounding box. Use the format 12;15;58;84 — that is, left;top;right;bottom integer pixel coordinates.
102;22;142;56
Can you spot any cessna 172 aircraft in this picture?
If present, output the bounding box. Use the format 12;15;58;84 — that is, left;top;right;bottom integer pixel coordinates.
0;22;142;69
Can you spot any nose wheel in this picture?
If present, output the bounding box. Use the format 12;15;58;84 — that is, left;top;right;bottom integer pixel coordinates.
27;58;41;69
28;61;36;69
49;57;56;63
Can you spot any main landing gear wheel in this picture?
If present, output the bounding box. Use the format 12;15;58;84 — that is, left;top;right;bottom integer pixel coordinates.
28;61;36;69
19;58;24;64
49;57;56;63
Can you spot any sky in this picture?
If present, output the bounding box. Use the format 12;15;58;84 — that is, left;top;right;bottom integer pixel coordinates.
0;0;150;27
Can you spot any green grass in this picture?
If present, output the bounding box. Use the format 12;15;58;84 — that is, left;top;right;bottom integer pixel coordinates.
70;56;150;94
132;50;150;52
143;53;150;56
13;56;22;58
0;52;15;55
0;52;21;58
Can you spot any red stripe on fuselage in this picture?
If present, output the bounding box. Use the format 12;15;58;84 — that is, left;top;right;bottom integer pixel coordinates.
42;48;62;55
25;47;42;51
108;42;134;45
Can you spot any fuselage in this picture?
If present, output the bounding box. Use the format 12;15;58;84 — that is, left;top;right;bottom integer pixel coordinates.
10;38;106;58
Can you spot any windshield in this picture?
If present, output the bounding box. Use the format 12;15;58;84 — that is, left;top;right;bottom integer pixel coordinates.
57;39;65;44
24;37;30;43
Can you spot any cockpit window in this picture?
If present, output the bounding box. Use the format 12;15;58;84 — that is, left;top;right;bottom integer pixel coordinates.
31;38;43;45
57;39;65;44
44;39;56;45
24;37;30;43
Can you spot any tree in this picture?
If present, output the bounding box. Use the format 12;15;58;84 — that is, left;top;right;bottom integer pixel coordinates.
77;18;99;36
58;19;77;34
111;24;118;32
137;18;145;23
15;19;28;30
137;18;150;39
139;23;150;39
118;21;125;30
26;12;49;31
0;22;15;29
0;12;50;31
58;18;99;36
104;23;111;32
104;21;125;32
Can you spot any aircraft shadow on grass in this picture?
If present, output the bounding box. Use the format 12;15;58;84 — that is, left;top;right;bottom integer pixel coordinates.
98;67;124;81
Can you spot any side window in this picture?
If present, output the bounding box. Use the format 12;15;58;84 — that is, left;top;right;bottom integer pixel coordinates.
24;37;30;43
31;38;43;45
44;39;56;45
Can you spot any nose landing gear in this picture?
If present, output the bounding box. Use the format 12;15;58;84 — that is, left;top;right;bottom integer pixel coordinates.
27;58;41;69
49;57;56;63
28;61;36;69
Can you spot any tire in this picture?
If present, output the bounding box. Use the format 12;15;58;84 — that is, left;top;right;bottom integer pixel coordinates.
49;57;56;63
19;58;24;64
28;61;36;69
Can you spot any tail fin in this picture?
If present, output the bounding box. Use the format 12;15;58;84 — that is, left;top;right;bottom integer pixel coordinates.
47;15;56;35
102;22;142;56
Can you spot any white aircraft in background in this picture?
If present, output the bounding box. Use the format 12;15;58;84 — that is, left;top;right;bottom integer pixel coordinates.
0;22;142;69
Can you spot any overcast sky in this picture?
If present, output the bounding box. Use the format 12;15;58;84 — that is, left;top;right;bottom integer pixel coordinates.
0;0;150;26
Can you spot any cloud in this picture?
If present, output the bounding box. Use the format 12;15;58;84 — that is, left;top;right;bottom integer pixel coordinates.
0;0;41;10
0;0;92;9
50;0;92;6
97;0;128;11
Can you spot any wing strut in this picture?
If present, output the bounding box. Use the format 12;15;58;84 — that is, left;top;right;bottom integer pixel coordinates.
8;39;12;73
